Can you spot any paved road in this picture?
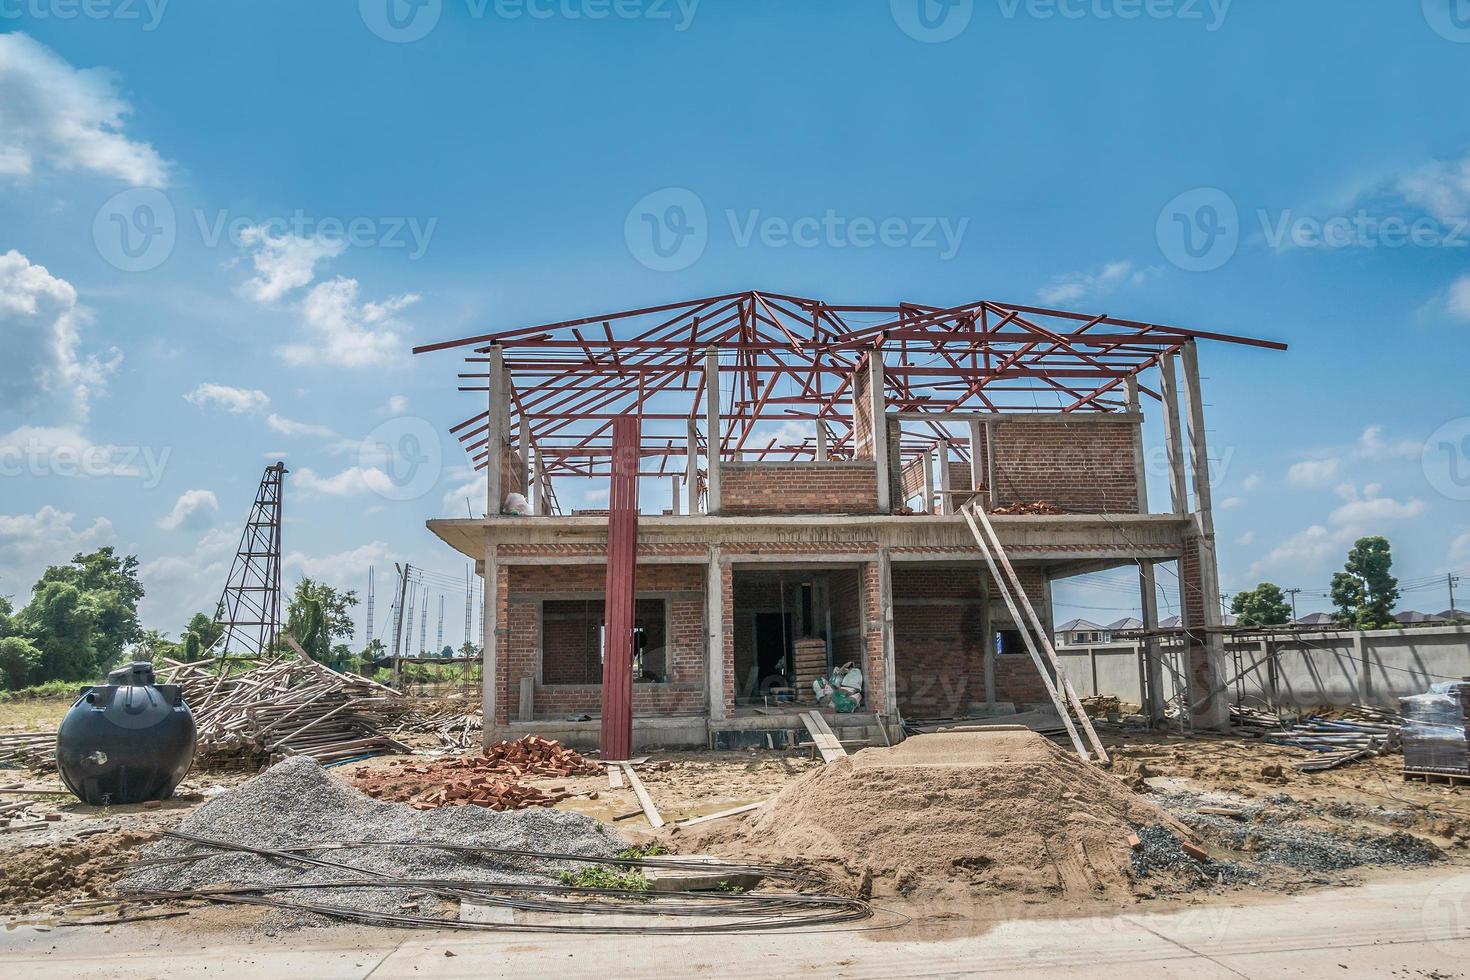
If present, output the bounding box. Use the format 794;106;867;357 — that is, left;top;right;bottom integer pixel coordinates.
6;867;1470;978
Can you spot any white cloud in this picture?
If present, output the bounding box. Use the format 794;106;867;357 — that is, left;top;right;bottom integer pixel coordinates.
1356;425;1420;461
1219;496;1244;510
277;277;413;368
1327;488;1426;526
1451;532;1470;563
1448;276;1470;322
1251;486;1427;578
157;489;219;531
293;464;394;497
1236;531;1256;546
1037;260;1155;306
238;227;346;304
0;505;114;598
1242;473;1262;491
384;394;408;415
442;471;487;516
183;382;270;415
0;249;118;423
1286;457;1340;487
137;527;236;633
284;541;390;586
266;413;333;438
0;33;168;186
1395;154;1470;225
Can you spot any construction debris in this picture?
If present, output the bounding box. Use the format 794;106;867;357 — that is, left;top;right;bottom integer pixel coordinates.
347;735;599;811
159;655;413;769
989;501;1066;516
1228;703;1402;770
0;732;55;770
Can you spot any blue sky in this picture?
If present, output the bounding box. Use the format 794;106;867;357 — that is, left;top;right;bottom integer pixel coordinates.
1;1;1468;645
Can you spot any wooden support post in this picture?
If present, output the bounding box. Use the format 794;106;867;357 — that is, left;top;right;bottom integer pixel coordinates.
485;345;505;517
704;348;721;515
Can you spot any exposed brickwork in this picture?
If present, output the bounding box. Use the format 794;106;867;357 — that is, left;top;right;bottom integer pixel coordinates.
829;568;864;671
989;566;1053;707
720;462;879;516
989;416;1140;513
860;561;887;712
494;563;706;722
892;567;985;718
720;561;735;714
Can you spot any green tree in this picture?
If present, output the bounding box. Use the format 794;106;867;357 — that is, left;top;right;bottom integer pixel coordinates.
184;611;223;653
1330;536;1400;629
33;548;144;669
1230;582;1293;626
15;581;101;681
0;636;41;689
183;631;201;660
284;578;358;655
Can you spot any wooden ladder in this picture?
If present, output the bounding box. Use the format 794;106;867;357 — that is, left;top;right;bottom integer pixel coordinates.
960;500;1110;765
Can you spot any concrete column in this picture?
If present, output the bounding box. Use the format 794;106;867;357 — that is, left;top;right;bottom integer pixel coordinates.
686;418;700;515
815;423;828;461
670;475;681;516
1354;632;1370;704
481;541;499;741
1129;376;1166;724
938;441;954;515
980;568;995;708
968;420;984;492
706;548;726;721
1180;341;1228;731
877;548;898;716
920;448;934;515
704;349;721;515
985;420;998;508
1159;353;1189;517
518;414;531;499
869;350;891;513
533;449;549;515
485;345;505;517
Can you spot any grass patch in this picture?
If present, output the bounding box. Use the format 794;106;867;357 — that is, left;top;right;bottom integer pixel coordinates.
557;865;651;892
0;680;88;703
617;842;668;859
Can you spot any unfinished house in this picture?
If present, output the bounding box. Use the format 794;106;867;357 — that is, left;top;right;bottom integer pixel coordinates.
415;291;1284;754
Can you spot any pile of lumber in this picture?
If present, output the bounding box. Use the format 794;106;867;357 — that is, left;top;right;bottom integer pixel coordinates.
1229;703;1402;771
791;638;828;703
392;706;483;750
990;501;1066;516
348;736;597;811
0;732;55;770
159;655;413;769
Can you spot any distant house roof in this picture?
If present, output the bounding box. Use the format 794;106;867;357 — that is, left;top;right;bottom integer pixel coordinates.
1437;609;1469;621
1294;612;1337;626
1106;617;1143;631
1395;610;1445;624
1159;615;1181;628
1056;618;1104;632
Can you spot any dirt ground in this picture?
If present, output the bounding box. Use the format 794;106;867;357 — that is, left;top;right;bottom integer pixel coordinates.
5;720;1470;936
0;697;70;732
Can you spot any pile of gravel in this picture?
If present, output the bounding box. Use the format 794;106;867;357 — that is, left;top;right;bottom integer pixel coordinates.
1180;813;1442;873
1130;825;1257;887
117;756;627;930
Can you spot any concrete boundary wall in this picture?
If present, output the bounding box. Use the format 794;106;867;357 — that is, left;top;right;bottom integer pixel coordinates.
1056;625;1470;710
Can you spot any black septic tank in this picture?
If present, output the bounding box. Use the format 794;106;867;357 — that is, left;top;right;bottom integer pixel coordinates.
56;662;197;805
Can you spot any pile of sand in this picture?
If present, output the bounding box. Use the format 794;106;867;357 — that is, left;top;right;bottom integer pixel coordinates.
686;731;1189;899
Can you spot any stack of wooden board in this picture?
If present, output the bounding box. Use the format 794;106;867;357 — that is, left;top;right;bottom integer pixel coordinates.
791;638;829;702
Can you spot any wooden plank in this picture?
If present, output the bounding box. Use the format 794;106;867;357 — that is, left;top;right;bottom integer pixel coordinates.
621;763;664;828
676;801;765;827
801;711;846;764
606;763;624;789
518;676;535;722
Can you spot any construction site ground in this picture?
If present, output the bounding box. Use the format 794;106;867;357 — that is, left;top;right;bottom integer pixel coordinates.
5;698;1470;976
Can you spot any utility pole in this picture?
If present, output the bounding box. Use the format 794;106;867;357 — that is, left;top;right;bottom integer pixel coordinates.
1285;587;1302;621
1451;573;1462;619
436;594;444;654
392;563;410;688
365;567;375;648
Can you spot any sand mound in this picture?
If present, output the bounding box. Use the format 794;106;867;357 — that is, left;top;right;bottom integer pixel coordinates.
689;731;1186;898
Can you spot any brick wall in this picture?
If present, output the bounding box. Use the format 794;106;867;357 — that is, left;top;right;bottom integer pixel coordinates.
892;567;985;718
989;416;1139;513
860;561;887;712
720;462;879;515
496;563;706;721
988;565;1054;707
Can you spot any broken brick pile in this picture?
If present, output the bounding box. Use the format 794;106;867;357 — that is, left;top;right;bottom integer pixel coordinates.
347;735;601;812
989;500;1066;516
